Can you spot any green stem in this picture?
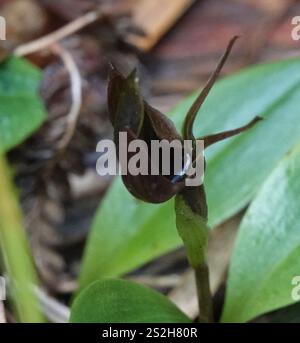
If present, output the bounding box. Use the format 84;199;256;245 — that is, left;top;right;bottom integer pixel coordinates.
0;155;44;322
195;262;214;323
175;189;214;323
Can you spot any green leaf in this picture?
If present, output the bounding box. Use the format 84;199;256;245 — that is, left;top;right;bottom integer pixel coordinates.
0;155;44;322
173;58;300;225
79;177;180;286
221;142;300;323
70;279;192;323
80;58;300;288
0;57;46;153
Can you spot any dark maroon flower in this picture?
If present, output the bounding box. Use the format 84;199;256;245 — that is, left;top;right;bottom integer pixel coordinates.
107;37;262;206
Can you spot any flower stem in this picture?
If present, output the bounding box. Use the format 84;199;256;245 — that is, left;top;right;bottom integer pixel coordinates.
195;261;214;323
175;188;214;323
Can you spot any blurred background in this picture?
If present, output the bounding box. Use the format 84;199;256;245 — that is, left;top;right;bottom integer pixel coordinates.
0;0;299;322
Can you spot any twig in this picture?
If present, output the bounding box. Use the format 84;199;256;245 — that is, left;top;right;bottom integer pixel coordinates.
129;275;181;288
35;288;70;323
14;10;101;57
51;43;82;151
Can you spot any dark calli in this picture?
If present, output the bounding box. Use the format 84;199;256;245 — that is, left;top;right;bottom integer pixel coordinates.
107;36;262;205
